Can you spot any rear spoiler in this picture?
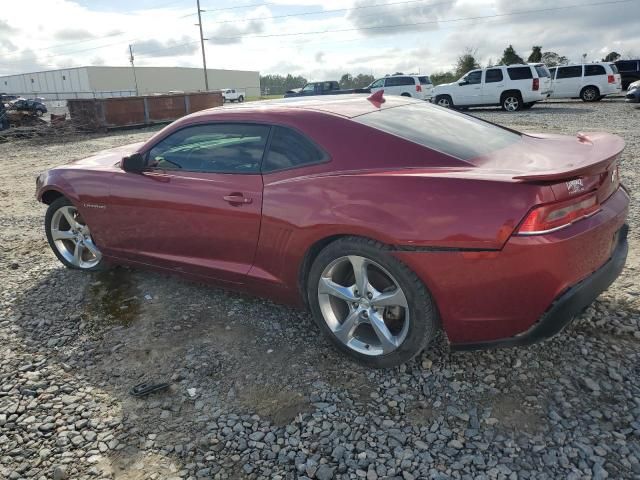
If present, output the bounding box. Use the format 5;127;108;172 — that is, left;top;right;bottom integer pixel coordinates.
513;132;624;182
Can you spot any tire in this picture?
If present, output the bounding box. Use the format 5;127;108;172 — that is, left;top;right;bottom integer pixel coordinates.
435;95;453;109
237;95;244;103
401;93;412;97
307;237;438;368
580;86;599;102
36;109;44;117
501;92;522;112
45;197;106;271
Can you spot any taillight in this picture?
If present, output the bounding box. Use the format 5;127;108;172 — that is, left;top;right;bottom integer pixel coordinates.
532;78;539;91
517;192;600;235
416;84;422;92
608;75;615;83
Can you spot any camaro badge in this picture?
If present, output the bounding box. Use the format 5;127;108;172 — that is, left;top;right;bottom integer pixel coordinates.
565;179;584;194
83;203;106;210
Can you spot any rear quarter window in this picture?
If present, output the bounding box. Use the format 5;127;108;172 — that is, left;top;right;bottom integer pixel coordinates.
386;76;415;87
354;103;521;161
609;64;619;74
507;67;533;80
418;76;432;85
534;66;550;78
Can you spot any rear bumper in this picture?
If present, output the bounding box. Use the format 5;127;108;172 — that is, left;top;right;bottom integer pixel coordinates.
451;223;629;351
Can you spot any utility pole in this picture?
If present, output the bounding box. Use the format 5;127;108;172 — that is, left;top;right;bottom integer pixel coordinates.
129;44;139;96
196;0;209;91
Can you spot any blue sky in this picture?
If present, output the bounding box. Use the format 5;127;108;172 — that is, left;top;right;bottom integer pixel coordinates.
1;0;638;79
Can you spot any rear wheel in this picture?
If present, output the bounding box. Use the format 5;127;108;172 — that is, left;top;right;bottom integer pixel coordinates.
580;86;599;102
45;197;105;271
307;237;438;368
501;92;522;112
435;95;453;108
401;93;412;97
237;95;244;103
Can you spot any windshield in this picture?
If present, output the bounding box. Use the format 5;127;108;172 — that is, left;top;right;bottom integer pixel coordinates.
354;103;521;160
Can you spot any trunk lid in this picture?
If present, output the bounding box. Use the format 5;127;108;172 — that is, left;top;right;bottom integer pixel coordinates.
470;131;624;203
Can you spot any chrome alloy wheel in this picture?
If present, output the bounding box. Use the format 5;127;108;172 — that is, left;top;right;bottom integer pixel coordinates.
50;206;102;269
317;255;410;356
503;96;520;111
582;87;597;101
437;97;451;108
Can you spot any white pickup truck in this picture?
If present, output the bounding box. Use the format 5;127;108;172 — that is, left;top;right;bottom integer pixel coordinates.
222;89;245;103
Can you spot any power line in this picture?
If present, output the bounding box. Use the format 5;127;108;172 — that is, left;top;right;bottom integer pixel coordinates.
205;0;635;41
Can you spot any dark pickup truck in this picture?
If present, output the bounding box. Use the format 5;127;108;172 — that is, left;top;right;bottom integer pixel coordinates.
284;81;370;98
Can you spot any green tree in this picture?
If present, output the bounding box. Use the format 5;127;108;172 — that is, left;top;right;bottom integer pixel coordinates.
455;49;480;77
260;74;307;95
499;45;525;65
602;51;621;62
352;73;374;88
527;46;542;63
541;51;568;67
430;71;456;85
339;74;354;89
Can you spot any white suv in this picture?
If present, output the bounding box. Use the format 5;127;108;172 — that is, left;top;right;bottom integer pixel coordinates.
547;63;622;101
432;64;552;111
368;75;433;101
222;89;245;103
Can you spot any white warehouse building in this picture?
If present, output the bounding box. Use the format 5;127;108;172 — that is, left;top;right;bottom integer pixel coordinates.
0;66;260;100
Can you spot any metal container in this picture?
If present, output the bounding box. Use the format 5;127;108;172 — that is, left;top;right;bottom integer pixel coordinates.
67;91;223;131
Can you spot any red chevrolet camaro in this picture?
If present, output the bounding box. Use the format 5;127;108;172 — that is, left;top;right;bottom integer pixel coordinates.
36;94;629;367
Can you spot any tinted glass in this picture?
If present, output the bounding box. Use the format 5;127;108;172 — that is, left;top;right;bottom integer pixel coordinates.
507;66;533;80
418;76;432;85
386;76;414;86
464;71;482;85
354;103;520;160
263;127;325;172
370;78;384;88
485;69;503;83
549;67;557;78
147;124;270;173
609;64;619;74
584;65;606;76
616;61;637;72
302;83;315;92
535;65;550;78
557;66;582;78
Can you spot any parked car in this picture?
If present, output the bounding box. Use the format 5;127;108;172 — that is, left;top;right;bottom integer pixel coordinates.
547;63;622;101
432;64;551;111
222;89;245;103
10;98;47;116
614;59;640;90
284;81;369;98
368;74;433;100
626;79;640;103
36;94;629;367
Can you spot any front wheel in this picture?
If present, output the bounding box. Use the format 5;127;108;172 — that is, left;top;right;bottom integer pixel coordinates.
308;237;438;368
45;197;106;271
435;95;453;108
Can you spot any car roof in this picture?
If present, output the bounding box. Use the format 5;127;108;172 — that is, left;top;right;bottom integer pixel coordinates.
190;94;418;120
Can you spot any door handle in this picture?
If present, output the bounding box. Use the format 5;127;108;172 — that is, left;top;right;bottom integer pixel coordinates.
223;194;252;205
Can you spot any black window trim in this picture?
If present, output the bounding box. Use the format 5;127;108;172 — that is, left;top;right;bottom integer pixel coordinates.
141;120;331;175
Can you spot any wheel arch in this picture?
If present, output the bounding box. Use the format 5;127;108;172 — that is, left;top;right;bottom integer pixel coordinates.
500;89;522;100
41;189;66;205
580;84;600;96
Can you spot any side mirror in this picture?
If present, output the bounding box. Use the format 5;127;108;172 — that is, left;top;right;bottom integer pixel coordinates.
458;81;468;86
121;153;146;173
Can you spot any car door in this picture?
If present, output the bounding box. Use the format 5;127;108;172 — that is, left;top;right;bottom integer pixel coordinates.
456;70;483;105
105;122;271;284
482;68;504;104
553;65;583;97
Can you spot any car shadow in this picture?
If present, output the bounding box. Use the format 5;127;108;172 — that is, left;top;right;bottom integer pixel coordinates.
467;105;594;114
8;262;640;478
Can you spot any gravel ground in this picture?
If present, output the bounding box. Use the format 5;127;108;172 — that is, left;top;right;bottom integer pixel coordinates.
1;99;639;480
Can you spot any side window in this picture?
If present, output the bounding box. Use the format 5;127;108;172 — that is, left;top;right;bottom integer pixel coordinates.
584;65;606;76
147;123;270;174
507;67;533;80
556;66;582;79
463;71;482;85
616;61;636;72
485;69;503;83
549;67;557;79
262;126;326;172
370;78;384;88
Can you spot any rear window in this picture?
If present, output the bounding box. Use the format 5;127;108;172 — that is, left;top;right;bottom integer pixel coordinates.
534;65;550;78
354;103;520;161
386;76;415;87
418;76;432;85
585;65;606;76
507;67;533;80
